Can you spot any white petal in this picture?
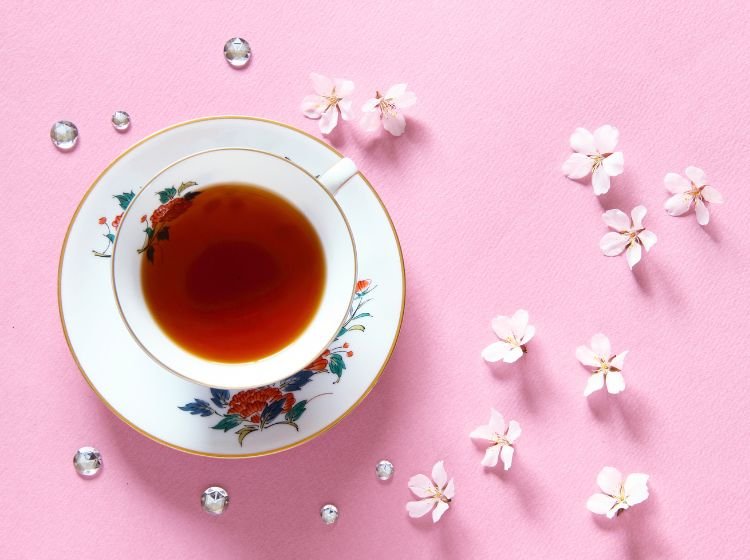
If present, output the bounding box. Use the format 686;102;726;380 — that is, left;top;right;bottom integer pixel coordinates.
602;152;624;176
591;333;611;358
432;461;448;488
592;166;611;195
587;493;619;515
481;341;511;362
608;503;628;519
310;72;333;96
488;408;506;434
408;474;434;498
664;172;690;194
639;230;657;252
626;242;642;269
506;420;521;443
664;193;692;216
685;166;707;187
624;473;649;505
602;209;631;231
570;127;596;154
562;153;594;179
394;91;417;109
359;110;381;132
695;199;710;225
491;315;513;339
600;232;629;256
584;372;605;396
593;125;619;154
481;444;501;467
333;78;354;98
597;467;623;495
443;478;455;499
407;499;435;518
510;309;529;340
361;97;380;112
701;186;724;203
469;425;493;440
385;83;407;99
605;371;625;394
383;113;406;136
318;107;339;134
576;345;599;367
519;325;535;345
432;500;449;523
338;98;354;121
500;445;514;470
610;350;628;370
630;205;647;230
301;95;325;118
504;346;524;363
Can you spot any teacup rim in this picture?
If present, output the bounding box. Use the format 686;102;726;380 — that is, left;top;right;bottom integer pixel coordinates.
110;146;358;389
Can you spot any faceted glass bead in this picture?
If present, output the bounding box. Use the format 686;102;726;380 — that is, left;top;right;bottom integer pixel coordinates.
320;504;339;525
50;121;79;150
375;460;394;480
73;446;102;476
111;111;131;131
224;37;251;67
201;486;229;515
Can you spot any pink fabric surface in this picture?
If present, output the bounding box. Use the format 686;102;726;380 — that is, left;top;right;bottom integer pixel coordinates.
1;1;749;558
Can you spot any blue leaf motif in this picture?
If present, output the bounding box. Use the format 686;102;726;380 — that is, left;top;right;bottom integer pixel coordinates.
260;399;286;424
282;370;316;392
210;388;231;408
178;399;213;417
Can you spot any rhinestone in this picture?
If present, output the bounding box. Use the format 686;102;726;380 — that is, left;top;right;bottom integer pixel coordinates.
111;111;131;131
375;460;395;480
201;486;229;515
50;121;79;150
73;446;102;476
224;37;251;67
320;504;339;525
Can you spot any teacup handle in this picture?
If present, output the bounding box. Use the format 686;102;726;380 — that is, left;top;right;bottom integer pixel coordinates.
317;157;358;195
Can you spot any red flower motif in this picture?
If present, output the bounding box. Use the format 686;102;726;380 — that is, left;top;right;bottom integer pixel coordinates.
343;342;350;349
111;213;123;230
306;356;329;372
98;217;107;225
150;197;191;227
227;387;295;424
355;279;371;293
346;351;354;357
140;214;147;223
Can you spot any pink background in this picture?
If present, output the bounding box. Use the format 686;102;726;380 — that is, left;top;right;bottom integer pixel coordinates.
1;1;749;558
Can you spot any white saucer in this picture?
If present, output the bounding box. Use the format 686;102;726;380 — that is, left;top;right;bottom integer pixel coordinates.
59;116;405;458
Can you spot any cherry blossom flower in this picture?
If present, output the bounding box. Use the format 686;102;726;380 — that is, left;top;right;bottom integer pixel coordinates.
406;460;455;523
664;166;724;226
587;467;649;518
360;84;417;136
481;309;535;364
576;334;627;396
600;206;657;269
300;73;355;134
470;408;521;470
562;125;624;195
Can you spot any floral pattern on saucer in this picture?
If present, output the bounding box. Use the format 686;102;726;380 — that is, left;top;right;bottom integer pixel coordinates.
92;190;135;257
178;280;376;446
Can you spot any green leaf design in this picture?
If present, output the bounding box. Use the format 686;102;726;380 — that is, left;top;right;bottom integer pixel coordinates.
350;313;371;321
348;325;365;332
145;226;154;239
236;426;258;446
156;226;170;241
177;181;198;194
113;191;135;211
328;353;346;377
105;233;115;243
211;414;243;432
146;245;155;263
156;186;177;203
337;326;348;338
285;400;307;422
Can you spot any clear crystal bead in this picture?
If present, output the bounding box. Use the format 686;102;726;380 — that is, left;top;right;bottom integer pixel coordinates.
224;37;251;67
50;121;79;150
73;446;102;476
111;111;131;131
375;460;395;480
320;504;339;525
201;486;229;515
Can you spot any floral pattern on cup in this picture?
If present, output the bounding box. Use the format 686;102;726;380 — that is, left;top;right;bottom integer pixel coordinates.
138;181;199;263
178;280;375;446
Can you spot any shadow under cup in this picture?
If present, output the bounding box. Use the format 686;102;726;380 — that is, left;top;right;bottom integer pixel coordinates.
112;148;357;390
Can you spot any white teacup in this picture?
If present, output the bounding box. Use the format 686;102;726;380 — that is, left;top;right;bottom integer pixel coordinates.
112;148;358;389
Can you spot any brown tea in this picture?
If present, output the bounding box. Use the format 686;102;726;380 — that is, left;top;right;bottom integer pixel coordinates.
140;183;325;363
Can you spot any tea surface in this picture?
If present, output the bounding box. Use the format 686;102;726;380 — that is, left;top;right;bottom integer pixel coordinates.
140;183;326;363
